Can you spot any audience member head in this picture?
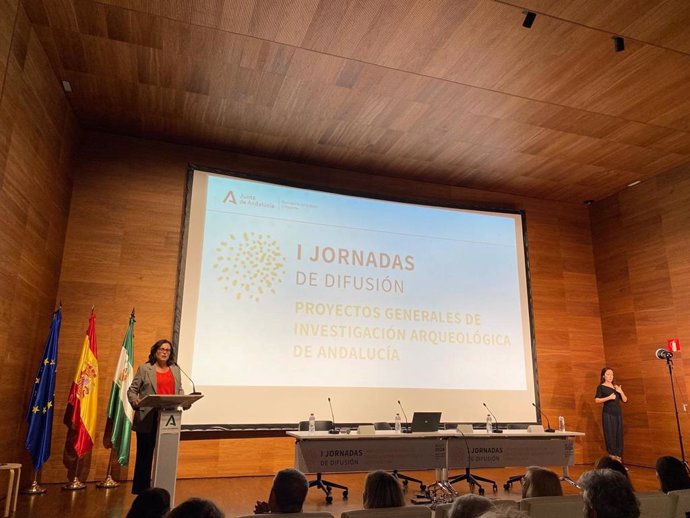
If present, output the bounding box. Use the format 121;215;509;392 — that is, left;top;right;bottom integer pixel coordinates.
656;456;690;493
449;493;494;518
362;470;405;509
595;456;629;479
166;498;224;518
268;468;309;513
579;469;639;518
126;487;170;518
521;466;563;498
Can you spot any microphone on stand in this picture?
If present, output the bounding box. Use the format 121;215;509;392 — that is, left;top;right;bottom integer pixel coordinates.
398;400;412;433
532;402;555;432
656;348;674;360
482;402;503;433
327;397;339;434
175;362;201;395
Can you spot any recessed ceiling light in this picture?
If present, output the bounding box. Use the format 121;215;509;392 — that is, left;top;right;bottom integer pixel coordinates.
61;80;72;92
627;180;641;187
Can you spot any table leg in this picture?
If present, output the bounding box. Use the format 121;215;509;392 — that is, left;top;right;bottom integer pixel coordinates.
12;467;20;514
4;469;14;518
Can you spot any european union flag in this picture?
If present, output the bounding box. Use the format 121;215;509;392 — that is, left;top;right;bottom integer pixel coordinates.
25;308;61;471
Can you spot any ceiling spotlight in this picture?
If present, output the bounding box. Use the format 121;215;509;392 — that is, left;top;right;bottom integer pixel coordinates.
612;36;625;52
522;10;536;29
61;80;72;92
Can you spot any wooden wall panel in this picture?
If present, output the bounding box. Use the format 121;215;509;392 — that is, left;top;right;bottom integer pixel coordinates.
591;165;690;467
43;130;607;483
0;0;76;480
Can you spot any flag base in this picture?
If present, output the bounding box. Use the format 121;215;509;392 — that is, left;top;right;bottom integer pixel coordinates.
21;480;47;495
62;477;86;490
96;474;120;489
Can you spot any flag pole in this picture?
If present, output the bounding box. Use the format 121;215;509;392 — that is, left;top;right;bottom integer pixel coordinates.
62;458;86;490
21;469;47;494
96;449;120;488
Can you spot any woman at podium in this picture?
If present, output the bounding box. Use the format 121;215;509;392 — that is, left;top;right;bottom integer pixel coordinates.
128;339;184;494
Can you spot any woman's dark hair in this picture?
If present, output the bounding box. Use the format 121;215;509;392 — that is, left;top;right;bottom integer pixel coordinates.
167;498;224;518
147;339;176;366
656;456;690;492
600;367;613;383
363;470;405;509
126;487;170;518
595;456;628;478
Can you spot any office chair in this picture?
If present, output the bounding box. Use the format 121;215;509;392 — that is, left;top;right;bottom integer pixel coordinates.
298;420;349;504
373;422;426;492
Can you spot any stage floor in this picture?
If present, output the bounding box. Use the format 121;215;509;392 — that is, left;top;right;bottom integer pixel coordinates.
13;465;658;518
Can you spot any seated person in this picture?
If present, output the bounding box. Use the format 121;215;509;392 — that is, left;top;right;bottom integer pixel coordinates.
595;456;630;482
255;468;309;514
167;498;224;518
656;455;690;492
126;487;170;518
449;494;495;518
521;466;563;498
578;469;639;518
363;470;405;509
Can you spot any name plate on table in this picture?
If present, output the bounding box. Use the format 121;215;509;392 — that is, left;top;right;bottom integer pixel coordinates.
295;437;446;473
449;437;574;468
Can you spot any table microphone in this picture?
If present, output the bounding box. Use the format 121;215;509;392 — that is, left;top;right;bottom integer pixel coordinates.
175;362;201;395
327;397;339;434
482;402;503;433
532;402;555;432
398;400;412;433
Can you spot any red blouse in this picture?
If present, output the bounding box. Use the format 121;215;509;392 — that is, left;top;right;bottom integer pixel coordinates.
156;369;175;395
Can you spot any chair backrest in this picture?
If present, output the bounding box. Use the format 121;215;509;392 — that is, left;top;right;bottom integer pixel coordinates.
637;491;677;518
298;420;334;432
374;422;392;431
242;513;335;518
342;506;432;518
518;494;584;518
668;488;690;518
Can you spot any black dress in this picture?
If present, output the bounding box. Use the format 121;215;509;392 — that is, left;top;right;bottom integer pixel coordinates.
596;384;623;457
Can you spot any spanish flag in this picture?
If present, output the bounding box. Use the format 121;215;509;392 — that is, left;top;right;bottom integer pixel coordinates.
64;310;99;458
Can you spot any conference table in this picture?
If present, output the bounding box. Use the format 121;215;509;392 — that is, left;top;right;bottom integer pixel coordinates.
287;428;584;496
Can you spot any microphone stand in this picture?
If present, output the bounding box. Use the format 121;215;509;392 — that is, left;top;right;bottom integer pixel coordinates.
664;355;687;467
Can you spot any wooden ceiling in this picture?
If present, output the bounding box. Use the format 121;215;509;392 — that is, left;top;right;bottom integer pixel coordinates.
22;0;690;202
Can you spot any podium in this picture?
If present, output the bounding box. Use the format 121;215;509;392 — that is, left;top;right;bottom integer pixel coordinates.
138;394;203;504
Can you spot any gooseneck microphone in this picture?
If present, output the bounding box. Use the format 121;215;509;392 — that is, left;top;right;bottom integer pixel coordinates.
397;400;412;433
532;402;555;432
656;348;673;360
482;402;503;433
327;397;339;434
175;362;201;395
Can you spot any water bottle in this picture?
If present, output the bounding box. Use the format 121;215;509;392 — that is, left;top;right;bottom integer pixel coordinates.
394;413;402;433
486;414;493;433
308;413;316;433
558;416;565;432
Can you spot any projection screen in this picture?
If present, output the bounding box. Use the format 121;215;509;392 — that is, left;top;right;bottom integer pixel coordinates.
175;167;540;427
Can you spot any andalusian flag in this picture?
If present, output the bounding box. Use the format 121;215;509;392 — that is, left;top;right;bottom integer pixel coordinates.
64;310;98;458
25;307;61;470
106;311;135;465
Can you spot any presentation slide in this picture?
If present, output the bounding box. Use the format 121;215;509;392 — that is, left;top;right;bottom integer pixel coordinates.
177;169;539;426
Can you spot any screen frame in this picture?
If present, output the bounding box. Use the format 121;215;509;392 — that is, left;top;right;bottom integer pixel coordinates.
173;164;542;431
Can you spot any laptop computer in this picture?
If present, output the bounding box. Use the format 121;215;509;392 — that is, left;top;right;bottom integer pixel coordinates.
410;411;442;432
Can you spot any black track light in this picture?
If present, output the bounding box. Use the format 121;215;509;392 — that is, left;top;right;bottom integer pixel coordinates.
522;10;536;29
612;36;625;52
